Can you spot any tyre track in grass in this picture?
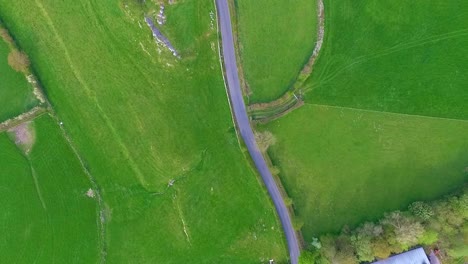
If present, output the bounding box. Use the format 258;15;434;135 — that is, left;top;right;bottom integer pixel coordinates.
33;0;150;190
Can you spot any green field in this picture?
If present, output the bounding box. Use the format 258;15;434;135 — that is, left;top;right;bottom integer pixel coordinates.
262;104;468;237
0;0;286;262
305;0;468;120
0;38;37;122
236;0;317;103
255;0;468;240
0;115;99;263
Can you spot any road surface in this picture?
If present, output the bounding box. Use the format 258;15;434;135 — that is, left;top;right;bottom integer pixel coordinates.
215;0;300;263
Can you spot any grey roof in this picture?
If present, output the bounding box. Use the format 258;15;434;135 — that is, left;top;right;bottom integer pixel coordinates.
373;248;430;264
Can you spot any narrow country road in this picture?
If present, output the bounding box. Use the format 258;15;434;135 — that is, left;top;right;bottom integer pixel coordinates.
215;0;300;263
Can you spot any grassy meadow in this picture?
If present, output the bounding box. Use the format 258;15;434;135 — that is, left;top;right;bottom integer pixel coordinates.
235;0;317;103
262;104;468;237
0;38;37;122
305;0;468;120
254;0;468;241
0;115;99;263
0;0;287;262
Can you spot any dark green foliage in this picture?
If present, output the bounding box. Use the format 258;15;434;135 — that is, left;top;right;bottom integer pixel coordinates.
350;234;374;262
409;201;434;221
381;211;425;249
299;250;328;264
314;186;468;264
320;235;357;264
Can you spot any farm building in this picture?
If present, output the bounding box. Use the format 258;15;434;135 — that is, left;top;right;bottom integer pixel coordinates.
372;247;431;264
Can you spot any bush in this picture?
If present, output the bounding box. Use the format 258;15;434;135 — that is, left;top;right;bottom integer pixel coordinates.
409;201;434;221
417;230;438;245
0;26;13;44
254;130;276;152
293;218;304;231
8;49;30;72
350;234;374;262
284;196;294;206
299;249;328;264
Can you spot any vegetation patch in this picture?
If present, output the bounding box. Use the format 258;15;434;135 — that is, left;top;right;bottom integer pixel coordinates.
0;24;38;122
262;104;468;238
7;121;35;155
299;187;468;264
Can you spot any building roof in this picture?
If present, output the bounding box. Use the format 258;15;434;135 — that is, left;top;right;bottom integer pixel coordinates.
373;248;430;264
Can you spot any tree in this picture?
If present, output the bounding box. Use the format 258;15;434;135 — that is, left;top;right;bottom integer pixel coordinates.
321;235;358;264
409;201;434;221
350;234;374;262
299;250;327;264
270;166;281;176
358;222;383;237
381;211;425;249
433;200;464;231
293;218;304;231
8;49;30;73
299;251;316;264
459;192;468;216
254;130;276;152
371;237;395;259
284;196;294;206
417;229;438;245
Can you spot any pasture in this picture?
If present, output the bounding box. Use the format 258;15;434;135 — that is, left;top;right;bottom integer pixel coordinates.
0;0;287;262
305;0;468;120
0;115;99;263
255;0;468;241
262;104;468;237
0;37;37;122
235;0;317;103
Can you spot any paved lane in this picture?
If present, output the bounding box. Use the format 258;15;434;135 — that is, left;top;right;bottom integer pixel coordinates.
215;0;300;263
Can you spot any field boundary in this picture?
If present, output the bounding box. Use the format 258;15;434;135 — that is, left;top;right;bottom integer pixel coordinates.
259;144;307;248
227;0;253;99
0;21;47;123
0;106;47;132
0;19;108;264
244;0;325;122
306;103;468;123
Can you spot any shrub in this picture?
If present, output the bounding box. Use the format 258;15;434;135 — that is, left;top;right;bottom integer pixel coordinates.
254;130;276;152
350;234;374;262
0;26;13;44
409;201;434;221
293;218;304;231
8;49;30;72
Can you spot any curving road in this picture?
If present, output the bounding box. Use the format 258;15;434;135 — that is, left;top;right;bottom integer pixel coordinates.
215;0;300;263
